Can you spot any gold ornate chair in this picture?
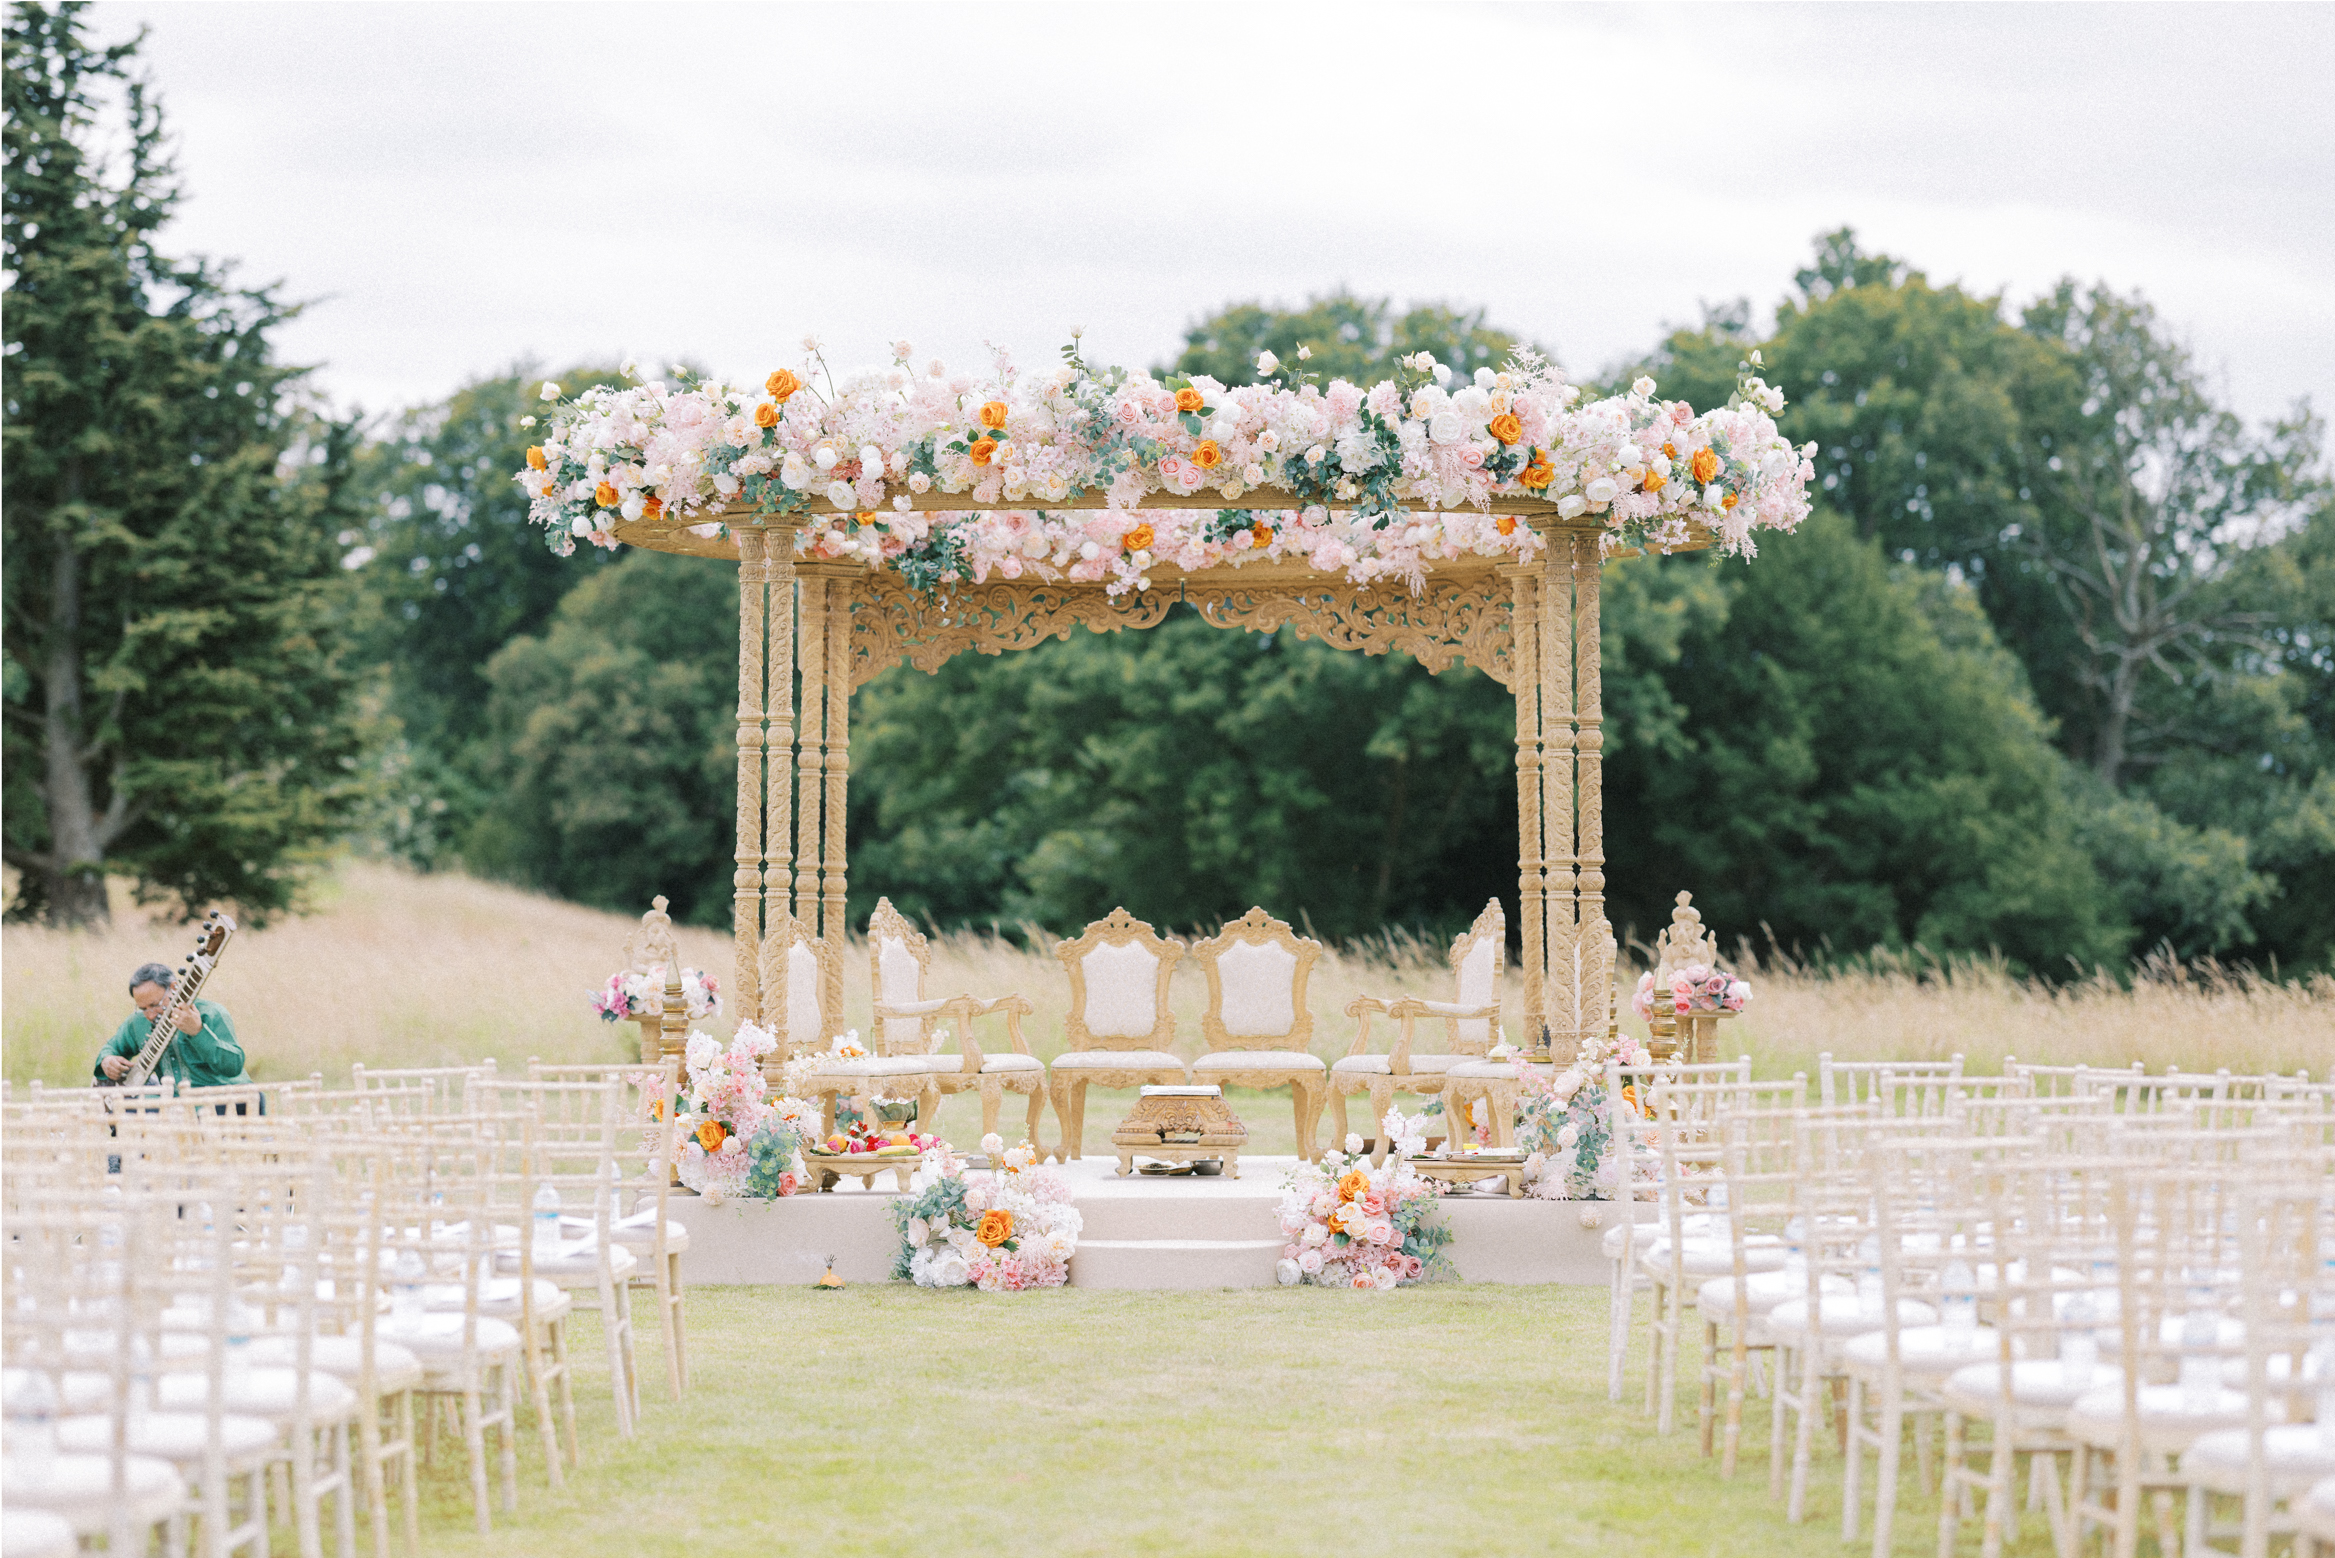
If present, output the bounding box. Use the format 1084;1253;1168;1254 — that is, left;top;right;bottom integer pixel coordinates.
1189;907;1328;1162
768;909;933;1136
865;897;1042;1145
1049;908;1190;1160
1331;898;1504;1158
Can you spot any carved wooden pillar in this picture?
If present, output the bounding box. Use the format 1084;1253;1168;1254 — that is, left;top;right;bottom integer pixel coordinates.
1538;528;1578;1050
821;580;852;1031
762;523;798;1030
1502;565;1544;1045
794;573;828;932
1572;531;1611;1043
731;530;767;1023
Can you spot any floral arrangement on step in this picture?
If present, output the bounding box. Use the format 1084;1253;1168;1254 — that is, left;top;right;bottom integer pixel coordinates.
1632;963;1752;1022
590;965;719;1023
1275;1110;1454;1289
892;1133;1080;1291
515;339;1814;595
1514;1032;1665;1201
675;1022;817;1204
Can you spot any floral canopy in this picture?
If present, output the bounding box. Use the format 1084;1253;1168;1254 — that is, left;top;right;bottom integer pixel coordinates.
515;338;1815;595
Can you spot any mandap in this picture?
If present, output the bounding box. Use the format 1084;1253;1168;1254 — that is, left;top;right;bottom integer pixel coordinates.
517;339;1813;1065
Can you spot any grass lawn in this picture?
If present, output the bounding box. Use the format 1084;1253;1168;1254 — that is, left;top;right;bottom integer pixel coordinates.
417;1285;2059;1558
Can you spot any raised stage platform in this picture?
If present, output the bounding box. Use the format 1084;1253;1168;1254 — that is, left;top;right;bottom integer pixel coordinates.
675;1156;1646;1289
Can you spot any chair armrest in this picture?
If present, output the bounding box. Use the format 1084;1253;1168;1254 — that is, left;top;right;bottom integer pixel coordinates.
1341;995;1390;1058
1418;1000;1501;1020
875;998;951;1018
971;993;1037;1056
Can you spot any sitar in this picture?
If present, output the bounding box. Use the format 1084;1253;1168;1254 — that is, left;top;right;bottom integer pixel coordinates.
99;910;237;1088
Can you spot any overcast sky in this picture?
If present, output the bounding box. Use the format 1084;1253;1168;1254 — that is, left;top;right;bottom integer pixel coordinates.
84;2;2335;427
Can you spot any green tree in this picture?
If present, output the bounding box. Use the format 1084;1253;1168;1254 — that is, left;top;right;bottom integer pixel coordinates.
465;550;738;924
1168;291;1529;388
354;366;621;863
2;2;369;925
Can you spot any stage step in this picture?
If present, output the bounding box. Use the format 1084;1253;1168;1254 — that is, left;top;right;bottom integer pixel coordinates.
1069;1237;1285;1290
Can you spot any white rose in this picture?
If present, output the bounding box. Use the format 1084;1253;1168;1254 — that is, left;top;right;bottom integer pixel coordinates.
1275;1258;1302;1286
858;445;884;474
824;480;855;510
1306;445;1326;465
1256;350;1280;376
780;454;809;489
930;1252;970;1288
1557;495;1588;519
712;473;740;497
813;446;837;471
1704;484;1727;511
1431;363;1451;385
907;471;931;494
1631;376;1657;398
1585;477;1619;505
1557;1123;1580;1149
1428;411;1465;445
1078;540;1100;561
1345;1133;1365;1155
1257;430;1280;453
981;1132;1005;1156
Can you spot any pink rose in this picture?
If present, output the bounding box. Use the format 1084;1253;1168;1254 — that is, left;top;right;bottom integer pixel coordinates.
1158;456;1185;484
1352;1272;1375;1290
1115;399;1142;426
1283;1243;1301;1261
1673;997;1690;1015
1365;1223;1393;1246
1359;1190;1386;1217
1460;446;1485;469
1298;1248;1324;1275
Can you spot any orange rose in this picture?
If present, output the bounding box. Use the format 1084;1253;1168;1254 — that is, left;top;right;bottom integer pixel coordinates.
754;403;780;429
1519;459;1555;490
1191;440;1223;470
975;1209;1014;1247
1497;515;1517;536
1174;387;1205;413
1250;522;1273;547
695;1120;728;1152
1336;1170;1369;1203
1722;491;1740;512
978;400;1009;431
766;369;801;402
525;446;547;471
1641;469;1667;493
641;496;663;518
594;482;620;508
1488;413;1523;445
1690;447;1719;484
968;436;998;467
1122;523;1154;551
1661;442;1677;461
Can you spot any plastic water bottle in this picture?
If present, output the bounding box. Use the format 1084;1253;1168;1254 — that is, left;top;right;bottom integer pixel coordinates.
221;1296;258;1380
2178;1285;2221;1414
4;1365;58;1467
390;1247;427;1328
531;1182;563;1261
2059;1289;2099;1390
1940;1258;1978;1335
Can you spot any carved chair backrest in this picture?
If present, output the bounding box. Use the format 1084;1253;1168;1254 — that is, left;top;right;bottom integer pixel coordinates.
1444;898;1506;1054
1055;908;1185;1055
1193;907;1320;1054
867;896;935;1057
759;908;833;1058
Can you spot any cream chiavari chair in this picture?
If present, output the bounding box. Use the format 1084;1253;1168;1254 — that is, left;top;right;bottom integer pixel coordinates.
2065;1160;2258;1558
1688;1085;1816;1482
529;1058;689;1400
1839;1129;2034;1558
2173;1176;2333;1557
2302;1476;2335;1554
1937;1154;2125;1558
351;1060;499;1115
2004;1058;2091;1100
372;1119;522;1533
1819;1052;1964;1110
1643;1071;1784;1434
1600;1055;1752;1404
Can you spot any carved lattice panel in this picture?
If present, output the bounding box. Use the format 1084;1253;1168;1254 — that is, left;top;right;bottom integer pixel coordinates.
846;575;1180;690
1183;576;1519;688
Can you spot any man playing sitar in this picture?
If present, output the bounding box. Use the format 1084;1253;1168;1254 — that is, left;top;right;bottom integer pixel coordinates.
94;959;249;1089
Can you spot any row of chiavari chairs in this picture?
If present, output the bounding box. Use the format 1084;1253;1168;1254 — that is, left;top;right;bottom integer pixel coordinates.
1;1056;689;1556
1603;1060;2334;1558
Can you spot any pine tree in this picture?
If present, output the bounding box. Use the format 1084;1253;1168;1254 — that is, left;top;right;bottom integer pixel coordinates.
3;2;369;925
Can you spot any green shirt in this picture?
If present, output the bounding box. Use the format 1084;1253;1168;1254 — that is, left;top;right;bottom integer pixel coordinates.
94;998;248;1089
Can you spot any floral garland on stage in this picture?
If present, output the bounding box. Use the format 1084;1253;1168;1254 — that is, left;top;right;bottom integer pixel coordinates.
1276;1110;1454;1289
1632;963;1753;1021
892;1133;1081;1291
590;965;719;1023
515;339;1814;595
1514;1034;1667;1201
674;1022;818;1204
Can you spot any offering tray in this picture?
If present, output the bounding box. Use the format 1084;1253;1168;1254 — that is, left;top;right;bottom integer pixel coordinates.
1112;1085;1246;1179
802;1149;919;1194
1406;1150;1527;1199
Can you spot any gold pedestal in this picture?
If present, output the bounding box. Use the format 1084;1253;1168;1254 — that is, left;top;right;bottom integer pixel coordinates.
802;1150;918;1193
1112;1086;1247;1179
1408;1155;1527;1198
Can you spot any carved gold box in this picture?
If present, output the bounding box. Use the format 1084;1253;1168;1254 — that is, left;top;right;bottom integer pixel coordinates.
1112;1085;1247;1179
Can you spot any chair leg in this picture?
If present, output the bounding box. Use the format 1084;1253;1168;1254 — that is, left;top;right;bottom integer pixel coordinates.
652;1254;684;1402
460;1383;491;1534
666;1250;689;1397
524;1317;563;1490
396;1389;420;1558
1023;1083;1046;1152
552;1315;580;1468
1327;1089;1350;1156
978;1081;1001;1142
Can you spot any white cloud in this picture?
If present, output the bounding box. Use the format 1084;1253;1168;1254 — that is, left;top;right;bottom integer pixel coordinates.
88;1;2335;423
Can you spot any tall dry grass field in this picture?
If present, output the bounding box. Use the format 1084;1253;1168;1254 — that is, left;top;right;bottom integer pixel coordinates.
5;861;2327;1100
